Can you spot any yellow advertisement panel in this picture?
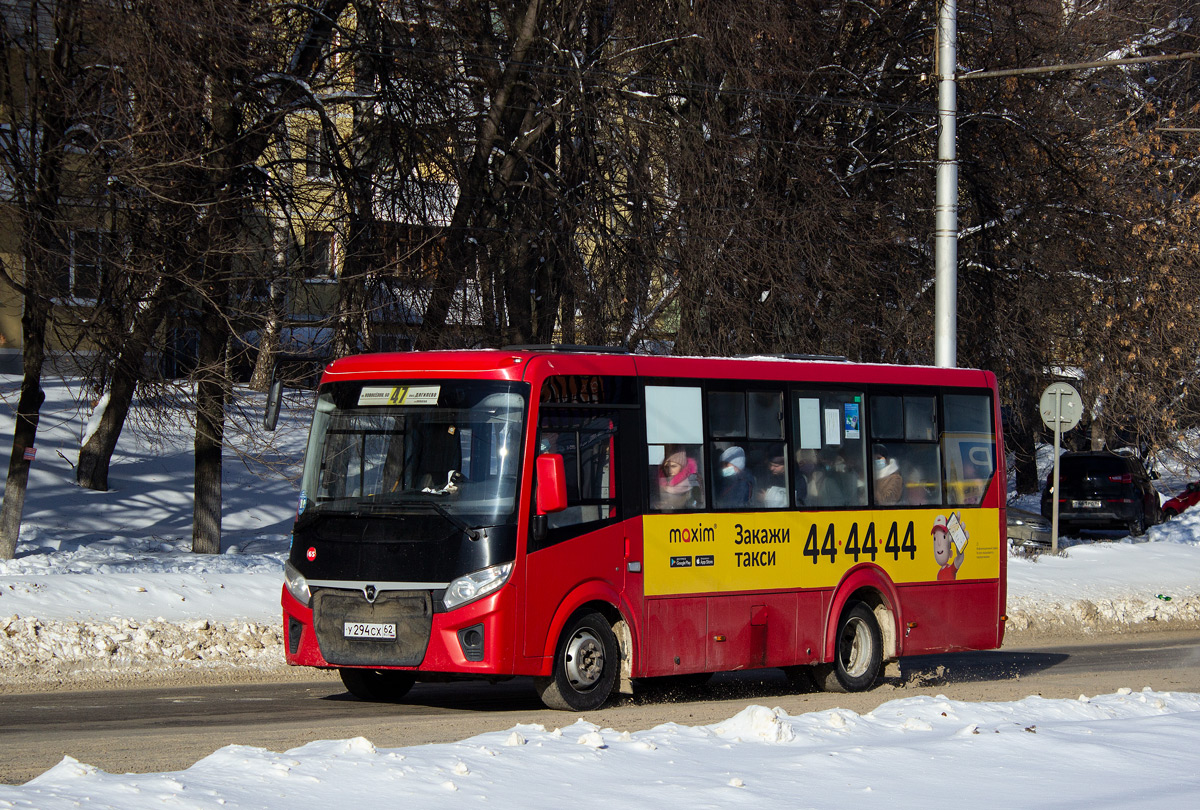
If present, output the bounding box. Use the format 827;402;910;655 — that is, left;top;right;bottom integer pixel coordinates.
643;508;1001;597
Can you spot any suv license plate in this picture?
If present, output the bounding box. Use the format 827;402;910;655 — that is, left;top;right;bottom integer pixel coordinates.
344;622;396;640
1073;499;1103;509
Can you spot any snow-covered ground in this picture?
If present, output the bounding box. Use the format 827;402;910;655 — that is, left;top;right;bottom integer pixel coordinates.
3;374;1200;804
6;689;1200;809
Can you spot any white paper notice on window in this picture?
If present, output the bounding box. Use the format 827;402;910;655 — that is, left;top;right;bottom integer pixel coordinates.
797;398;821;449
825;408;842;446
645;386;703;444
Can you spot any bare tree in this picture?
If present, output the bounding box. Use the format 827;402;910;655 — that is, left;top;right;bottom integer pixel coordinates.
55;0;349;551
0;0;94;559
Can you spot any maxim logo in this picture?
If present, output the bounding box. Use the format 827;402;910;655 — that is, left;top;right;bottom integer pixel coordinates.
668;524;716;544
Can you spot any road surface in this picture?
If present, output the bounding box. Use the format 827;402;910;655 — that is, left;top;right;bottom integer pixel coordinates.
2;630;1199;784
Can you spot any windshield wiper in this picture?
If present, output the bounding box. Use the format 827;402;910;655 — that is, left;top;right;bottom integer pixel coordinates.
352;496;483;541
424;500;483;542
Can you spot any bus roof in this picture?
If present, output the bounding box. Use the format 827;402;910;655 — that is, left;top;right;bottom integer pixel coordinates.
318;348;995;390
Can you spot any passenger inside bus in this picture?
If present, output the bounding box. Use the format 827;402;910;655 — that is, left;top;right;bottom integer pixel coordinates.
796;448;816;506
411;420;463;491
793;449;815;506
756;448;789;508
714;444;755;508
656;445;702;510
872;445;904;505
807;448;851;507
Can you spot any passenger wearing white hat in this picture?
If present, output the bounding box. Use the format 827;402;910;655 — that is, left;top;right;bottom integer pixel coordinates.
715;445;754;508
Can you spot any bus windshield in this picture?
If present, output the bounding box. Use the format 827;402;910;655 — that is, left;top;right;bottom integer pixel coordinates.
298;381;526;523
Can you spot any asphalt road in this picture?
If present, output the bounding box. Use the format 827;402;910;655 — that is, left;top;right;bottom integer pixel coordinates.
3;630;1199;785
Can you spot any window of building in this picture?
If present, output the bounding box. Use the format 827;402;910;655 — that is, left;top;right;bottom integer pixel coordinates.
54;229;109;300
304;231;334;278
305;128;331;179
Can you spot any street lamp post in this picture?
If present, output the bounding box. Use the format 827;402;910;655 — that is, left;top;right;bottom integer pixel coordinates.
934;0;959;369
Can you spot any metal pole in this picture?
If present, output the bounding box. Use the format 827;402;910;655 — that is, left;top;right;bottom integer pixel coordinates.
934;0;958;368
1051;390;1063;555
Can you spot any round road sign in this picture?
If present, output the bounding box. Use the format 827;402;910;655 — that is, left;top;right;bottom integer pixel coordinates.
1039;382;1083;431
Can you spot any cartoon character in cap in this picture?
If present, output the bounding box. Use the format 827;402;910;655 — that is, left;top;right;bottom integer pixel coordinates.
932;513;968;581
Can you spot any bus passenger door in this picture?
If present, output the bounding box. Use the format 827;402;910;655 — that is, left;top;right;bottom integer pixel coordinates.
523;409;627;660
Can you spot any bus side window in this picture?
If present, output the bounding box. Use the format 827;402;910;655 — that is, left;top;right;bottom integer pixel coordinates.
870;395;940;507
748;392;788;509
646;386;706;511
708;390;787;510
538;411;619;530
943;394;995;505
793;391;868;508
897;444;942;505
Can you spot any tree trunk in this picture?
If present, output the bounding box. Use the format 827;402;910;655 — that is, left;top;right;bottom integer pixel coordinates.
76;280;172;491
333;212;372;358
249;279;285;391
76;362;137;492
0;299;49;560
191;317;227;554
416;0;544;350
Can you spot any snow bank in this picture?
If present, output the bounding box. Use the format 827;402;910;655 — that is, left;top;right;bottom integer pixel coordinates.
0;615;283;676
3;689;1200;808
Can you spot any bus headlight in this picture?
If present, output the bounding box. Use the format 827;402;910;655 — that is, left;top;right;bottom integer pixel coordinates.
284;562;311;607
443;562;513;610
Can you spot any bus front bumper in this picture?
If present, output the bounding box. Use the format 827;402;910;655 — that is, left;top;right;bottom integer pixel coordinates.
281;585;516;676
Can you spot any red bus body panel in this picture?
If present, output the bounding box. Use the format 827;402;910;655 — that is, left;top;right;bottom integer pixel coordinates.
283;349;1007;686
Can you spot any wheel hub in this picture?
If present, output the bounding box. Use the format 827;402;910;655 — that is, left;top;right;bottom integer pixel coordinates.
839;617;870;677
564;629;604;689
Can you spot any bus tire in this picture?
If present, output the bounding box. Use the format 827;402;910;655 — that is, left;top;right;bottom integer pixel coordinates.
339;668;416;702
535;611;619;711
815;602;882;693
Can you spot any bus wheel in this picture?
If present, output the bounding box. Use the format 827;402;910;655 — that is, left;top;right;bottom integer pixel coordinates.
339;668;416;702
815;602;882;693
535;611;619;711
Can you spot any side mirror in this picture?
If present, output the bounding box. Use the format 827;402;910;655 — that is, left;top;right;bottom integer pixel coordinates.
536;453;568;514
263;378;283;431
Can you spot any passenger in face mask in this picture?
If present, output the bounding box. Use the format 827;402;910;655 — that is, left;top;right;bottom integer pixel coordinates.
873;445;903;505
715;445;755;508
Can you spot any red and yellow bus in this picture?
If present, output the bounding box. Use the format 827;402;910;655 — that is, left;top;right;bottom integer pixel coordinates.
280;347;1006;710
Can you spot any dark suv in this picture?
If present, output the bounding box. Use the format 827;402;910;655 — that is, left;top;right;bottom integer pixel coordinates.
1040;451;1161;536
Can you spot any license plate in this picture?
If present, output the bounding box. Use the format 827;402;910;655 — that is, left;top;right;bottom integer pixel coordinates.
1073;499;1102;509
343;622;396;640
